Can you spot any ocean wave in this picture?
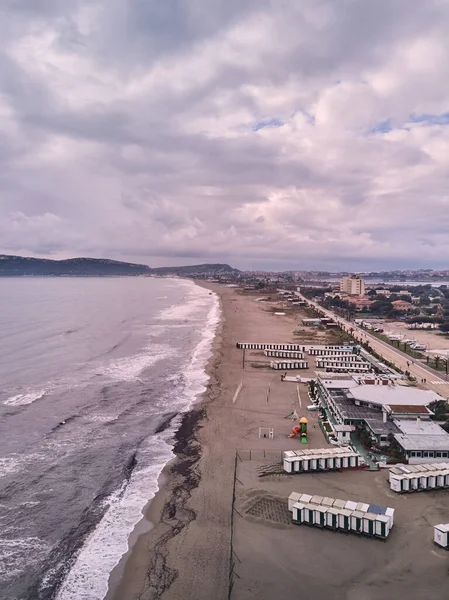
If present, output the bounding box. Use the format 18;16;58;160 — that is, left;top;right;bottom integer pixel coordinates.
175;286;220;412
0;536;50;577
0;450;54;482
54;436;174;600
95;344;173;382
0;456;23;478
3;389;46;406
155;282;212;322
53;282;221;600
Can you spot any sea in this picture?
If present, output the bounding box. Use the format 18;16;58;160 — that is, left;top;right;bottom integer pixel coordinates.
0;276;219;600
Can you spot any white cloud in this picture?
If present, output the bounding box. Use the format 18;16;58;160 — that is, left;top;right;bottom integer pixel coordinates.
0;0;449;269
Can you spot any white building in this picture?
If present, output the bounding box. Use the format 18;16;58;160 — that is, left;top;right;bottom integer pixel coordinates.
317;377;449;461
340;275;365;296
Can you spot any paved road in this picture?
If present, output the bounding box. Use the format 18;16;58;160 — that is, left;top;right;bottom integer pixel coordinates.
299;294;449;400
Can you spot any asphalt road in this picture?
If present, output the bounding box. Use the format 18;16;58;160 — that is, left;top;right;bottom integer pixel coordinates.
299;294;449;400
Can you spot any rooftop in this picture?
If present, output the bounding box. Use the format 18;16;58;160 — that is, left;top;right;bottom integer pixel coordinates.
349;386;442;407
334;424;354;432
386;404;432;415
328;389;388;423
394;419;447;436
394;434;449;452
365;418;400;436
319;378;359;389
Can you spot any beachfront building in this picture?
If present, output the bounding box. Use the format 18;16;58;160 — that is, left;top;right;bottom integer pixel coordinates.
316;377;449;460
340;276;365;296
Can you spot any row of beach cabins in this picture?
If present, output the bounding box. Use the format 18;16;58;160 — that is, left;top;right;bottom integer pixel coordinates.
270;359;371;372
237;342;372;373
389;463;449;493
288;490;449;548
283;447;364;473
288;492;394;540
237;342;356;353
285;458;449;546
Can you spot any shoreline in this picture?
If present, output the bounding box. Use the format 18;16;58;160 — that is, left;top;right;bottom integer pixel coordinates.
107;280;223;600
108;281;449;600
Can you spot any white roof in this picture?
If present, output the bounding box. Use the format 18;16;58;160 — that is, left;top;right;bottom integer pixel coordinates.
395;420;447;436
349;386;443;407
334;424;354;431
394;434;449;452
321;379;359;389
435;523;449;532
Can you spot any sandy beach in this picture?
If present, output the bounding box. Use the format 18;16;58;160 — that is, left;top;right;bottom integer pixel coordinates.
109;283;449;600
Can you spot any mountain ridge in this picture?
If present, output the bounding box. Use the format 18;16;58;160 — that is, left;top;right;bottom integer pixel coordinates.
0;255;240;276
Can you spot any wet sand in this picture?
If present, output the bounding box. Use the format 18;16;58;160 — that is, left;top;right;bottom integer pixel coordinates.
109;283;449;600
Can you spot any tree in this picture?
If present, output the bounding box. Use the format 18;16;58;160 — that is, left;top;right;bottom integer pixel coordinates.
443;358;449;376
429;399;449;420
309;380;316;399
386;434;405;460
440;322;449;332
370;300;394;315
356;424;372;449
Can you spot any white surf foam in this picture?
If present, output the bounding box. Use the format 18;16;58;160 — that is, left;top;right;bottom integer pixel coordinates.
177;285;220;411
156;280;213;322
54;281;221;600
96;344;173;382
4;389;46;406
54;435;174;600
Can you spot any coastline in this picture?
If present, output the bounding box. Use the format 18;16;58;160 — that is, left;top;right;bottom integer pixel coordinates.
107;280;224;600
78;278;449;600
107;280;310;600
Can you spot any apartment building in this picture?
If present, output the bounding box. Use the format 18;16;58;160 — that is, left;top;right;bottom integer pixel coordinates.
340;275;365;296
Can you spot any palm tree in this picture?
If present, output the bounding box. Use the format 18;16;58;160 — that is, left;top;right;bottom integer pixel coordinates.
435;355;441;370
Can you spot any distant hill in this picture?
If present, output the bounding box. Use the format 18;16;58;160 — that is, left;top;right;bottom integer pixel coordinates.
151;263;240;275
0;255;240;277
0;255;151;276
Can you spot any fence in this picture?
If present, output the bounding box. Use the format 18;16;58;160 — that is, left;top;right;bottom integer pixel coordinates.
237;449;283;462
228;451;239;598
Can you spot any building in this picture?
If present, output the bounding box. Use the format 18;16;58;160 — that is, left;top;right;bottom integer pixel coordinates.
393;419;449;463
340;275;365;296
316;377;449;460
347;296;375;311
391;300;414;312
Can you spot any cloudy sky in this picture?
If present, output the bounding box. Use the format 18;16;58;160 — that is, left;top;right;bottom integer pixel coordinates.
1;0;449;271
